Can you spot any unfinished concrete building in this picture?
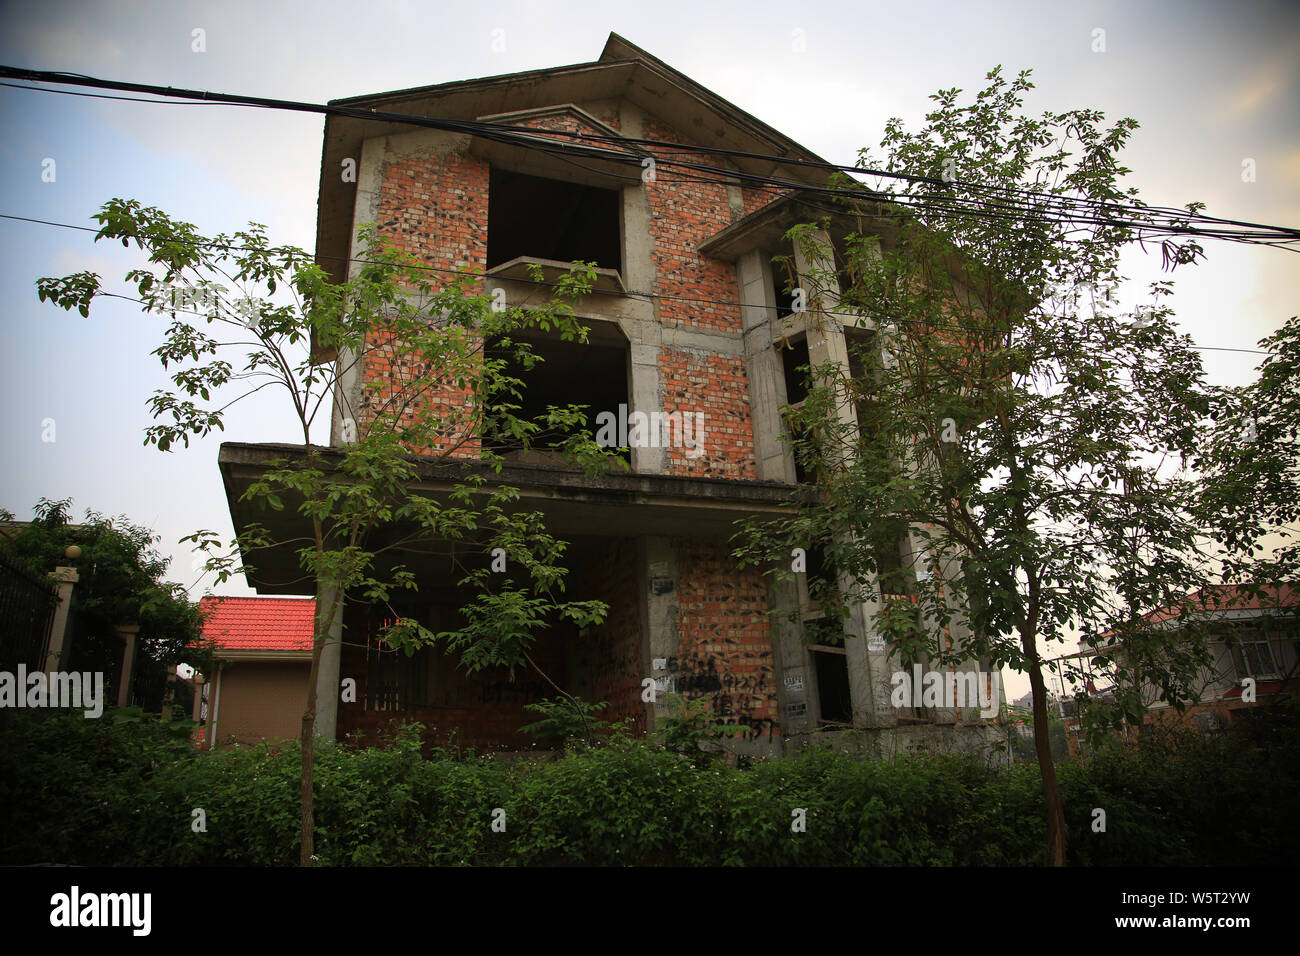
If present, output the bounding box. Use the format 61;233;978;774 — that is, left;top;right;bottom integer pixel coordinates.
217;33;1001;758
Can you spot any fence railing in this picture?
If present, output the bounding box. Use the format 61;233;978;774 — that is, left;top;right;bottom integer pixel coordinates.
0;553;58;672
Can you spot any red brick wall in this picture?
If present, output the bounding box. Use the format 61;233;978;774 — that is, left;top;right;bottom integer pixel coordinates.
642;116;741;334
741;184;788;219
358;142;491;458
375;143;489;273
357;325;480;456
638;117;759;479
575;538;645;734
514;107;621;137
669;539;780;743
657;347;756;479
357;105;765;478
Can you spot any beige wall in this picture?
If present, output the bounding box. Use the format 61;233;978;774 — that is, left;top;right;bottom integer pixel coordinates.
213;661;309;747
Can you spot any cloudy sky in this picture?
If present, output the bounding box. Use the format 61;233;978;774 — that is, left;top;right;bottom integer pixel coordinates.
1;0;1296;697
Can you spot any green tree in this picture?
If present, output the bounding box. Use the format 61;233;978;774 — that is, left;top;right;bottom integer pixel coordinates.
0;496;206;710
1199;312;1300;587
37;199;620;865
735;68;1216;865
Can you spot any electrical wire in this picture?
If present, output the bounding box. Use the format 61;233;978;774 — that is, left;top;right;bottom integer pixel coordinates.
2;66;1297;249
1;211;1276;358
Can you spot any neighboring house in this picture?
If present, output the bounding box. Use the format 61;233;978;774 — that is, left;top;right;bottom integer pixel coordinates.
216;33;1000;757
198;596;313;749
1082;584;1299;740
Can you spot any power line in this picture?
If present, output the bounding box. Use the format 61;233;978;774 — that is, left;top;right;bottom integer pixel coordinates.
2;210;1274;358
2;65;1298;250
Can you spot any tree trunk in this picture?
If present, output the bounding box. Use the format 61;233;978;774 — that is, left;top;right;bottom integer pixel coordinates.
1024;638;1067;865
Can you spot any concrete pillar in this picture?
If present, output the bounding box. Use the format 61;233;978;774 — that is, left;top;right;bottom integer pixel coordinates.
329;343;364;448
163;672;177;718
738;249;795;482
207;662;224;750
769;572;812;739
312;578;344;743
628;344;665;474
638;536;679;729
190;675;205;723
792;228;857;448
113;623;140;708
43;566;78;674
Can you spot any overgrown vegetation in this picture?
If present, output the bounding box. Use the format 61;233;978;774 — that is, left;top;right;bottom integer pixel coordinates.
0;497;207;712
3;708;1294;866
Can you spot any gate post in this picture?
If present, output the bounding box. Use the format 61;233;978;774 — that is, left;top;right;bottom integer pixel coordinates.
114;623;140;707
43;566;79;674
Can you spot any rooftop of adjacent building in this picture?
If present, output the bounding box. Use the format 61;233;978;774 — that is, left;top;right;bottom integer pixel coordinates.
199;595;315;651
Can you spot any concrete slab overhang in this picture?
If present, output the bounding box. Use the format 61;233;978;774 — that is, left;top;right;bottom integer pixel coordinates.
315;32;832;286
698;190;1041;318
697;192;881;262
219;441;800;595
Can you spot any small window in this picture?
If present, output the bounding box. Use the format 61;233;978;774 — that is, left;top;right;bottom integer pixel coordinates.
1231;629;1280;680
488;167;621;271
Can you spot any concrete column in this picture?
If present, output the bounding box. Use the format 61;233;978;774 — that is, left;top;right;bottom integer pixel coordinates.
793;228;856;447
43;566;78;674
113;623;140;708
163;672;177;717
331;133;382;446
329;343;364;447
638;536;680;729
738;249;795;482
207;662;224;750
190;675;205;723
628;344;665;474
769;571;812;740
312;578;345;743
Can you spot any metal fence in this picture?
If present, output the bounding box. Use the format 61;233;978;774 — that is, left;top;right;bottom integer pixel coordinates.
0;553;58;672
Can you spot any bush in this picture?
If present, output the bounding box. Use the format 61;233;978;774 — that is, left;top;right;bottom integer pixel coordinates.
2;709;1295;865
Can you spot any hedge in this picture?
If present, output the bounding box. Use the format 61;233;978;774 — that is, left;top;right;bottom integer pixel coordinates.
2;710;1295;865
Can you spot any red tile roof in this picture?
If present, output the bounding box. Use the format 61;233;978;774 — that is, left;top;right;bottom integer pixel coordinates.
199;596;315;651
1091;583;1300;646
1139;583;1300;626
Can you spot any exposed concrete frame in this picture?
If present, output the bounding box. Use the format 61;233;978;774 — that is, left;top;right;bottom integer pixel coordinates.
315;33;832;288
218;441;799;595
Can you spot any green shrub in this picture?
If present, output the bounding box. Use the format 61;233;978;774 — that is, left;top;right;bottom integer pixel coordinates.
3;708;1295;866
